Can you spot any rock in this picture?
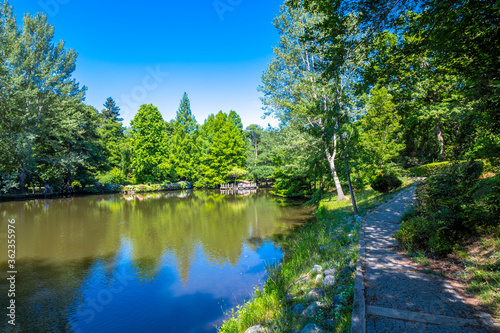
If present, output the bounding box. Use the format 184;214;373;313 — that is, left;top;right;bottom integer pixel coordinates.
291;303;305;317
324;268;336;276
303;301;324;318
306;288;325;301
301;323;328;333
324;319;336;328
312;265;323;273
315;274;324;284
245;325;266;333
322;275;336;289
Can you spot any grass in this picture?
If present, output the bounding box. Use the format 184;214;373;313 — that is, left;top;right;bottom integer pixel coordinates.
460;226;500;319
217;179;414;333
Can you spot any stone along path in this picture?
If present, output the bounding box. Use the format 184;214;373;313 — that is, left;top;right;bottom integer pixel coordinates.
351;185;498;333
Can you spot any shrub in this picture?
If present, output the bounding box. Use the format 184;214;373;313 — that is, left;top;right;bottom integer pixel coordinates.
370;173;402;193
407;161;450;177
98;167;126;184
71;180;82;189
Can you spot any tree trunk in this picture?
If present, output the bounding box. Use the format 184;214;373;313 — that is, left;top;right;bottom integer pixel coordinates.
19;169;26;192
435;118;446;162
324;139;345;200
338;133;358;214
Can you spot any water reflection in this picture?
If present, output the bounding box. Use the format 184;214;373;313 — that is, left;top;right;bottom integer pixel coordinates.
0;189;310;332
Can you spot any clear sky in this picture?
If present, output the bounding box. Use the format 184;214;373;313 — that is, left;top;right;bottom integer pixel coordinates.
10;0;283;128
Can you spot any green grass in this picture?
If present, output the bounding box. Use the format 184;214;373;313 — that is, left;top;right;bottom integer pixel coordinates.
217;179;414;333
460;226;500;320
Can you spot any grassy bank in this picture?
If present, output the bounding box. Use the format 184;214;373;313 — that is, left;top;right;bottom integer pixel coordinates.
218;179;413;333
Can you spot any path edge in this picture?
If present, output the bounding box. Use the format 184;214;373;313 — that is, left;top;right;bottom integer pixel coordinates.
351;212;366;333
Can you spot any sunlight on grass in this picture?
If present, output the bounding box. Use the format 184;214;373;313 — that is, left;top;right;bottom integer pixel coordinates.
218;180;413;332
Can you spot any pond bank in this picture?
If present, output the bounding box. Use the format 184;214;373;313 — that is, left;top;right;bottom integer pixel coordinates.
217;180;414;333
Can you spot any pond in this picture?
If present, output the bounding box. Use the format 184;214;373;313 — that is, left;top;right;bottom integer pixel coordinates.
0;189;311;332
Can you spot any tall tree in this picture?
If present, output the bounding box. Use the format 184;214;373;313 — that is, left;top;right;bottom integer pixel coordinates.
130;104;169;183
101;97;123;122
97;97;125;170
169;93;200;182
260;5;364;200
197;111;247;187
358;85;404;174
0;2;85;189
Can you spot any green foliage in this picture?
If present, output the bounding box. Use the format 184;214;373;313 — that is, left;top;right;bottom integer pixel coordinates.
98;167;126;184
358;85;404;174
197;111;247;188
169;93;200;182
407;161;450;177
0;3;97;190
370;173;402;194
227;166;248;184
71;180;82;189
130;104;169;183
396;161;494;256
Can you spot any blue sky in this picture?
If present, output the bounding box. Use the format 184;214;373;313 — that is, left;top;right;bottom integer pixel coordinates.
10;0;283;128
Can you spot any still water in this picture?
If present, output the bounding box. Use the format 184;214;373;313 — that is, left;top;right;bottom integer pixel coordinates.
0;189;310;332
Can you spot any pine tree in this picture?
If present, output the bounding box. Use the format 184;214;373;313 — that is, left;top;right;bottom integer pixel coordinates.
169;93;200;182
101;97;123;122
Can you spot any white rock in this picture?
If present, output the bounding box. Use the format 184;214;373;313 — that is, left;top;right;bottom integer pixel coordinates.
322;275;336;289
312;265;323;273
245;325;266;333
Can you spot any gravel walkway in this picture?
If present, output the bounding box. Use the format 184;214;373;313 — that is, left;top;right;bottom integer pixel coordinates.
351;185;498;333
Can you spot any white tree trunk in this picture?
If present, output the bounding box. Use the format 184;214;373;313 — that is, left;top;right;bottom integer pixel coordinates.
324;138;345;200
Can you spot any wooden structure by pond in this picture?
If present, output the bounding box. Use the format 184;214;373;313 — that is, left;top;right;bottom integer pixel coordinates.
220;180;258;189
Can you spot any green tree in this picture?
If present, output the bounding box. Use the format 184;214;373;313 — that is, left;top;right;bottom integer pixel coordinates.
101;97;123;122
97;97;125;170
169;93;200;182
197;111;247;187
130;104;169;183
358;85;404;174
260;5;364;201
0;2;87;189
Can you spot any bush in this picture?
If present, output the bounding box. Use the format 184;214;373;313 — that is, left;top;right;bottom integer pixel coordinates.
398;160;486;256
98;167;126;184
407;161;450;177
370;173;402;193
71;180;82;189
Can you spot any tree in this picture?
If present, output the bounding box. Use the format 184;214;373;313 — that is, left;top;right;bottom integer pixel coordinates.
0;2;86;189
169;93;200;182
227;166;248;186
101;97;123;122
197;111;247;187
260;5;364;201
358;85;404;174
130;104;169;183
97;97;125;170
